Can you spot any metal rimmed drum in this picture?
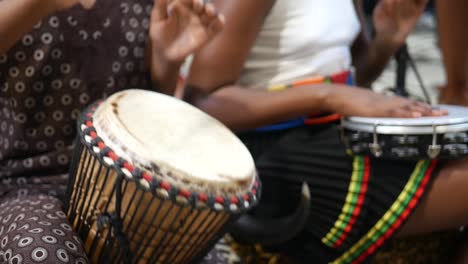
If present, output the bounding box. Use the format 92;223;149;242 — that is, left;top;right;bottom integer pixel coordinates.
65;89;260;263
341;105;468;160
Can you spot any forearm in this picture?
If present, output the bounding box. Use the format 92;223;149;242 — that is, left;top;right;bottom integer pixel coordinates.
0;0;56;55
150;61;182;96
437;0;468;88
186;84;342;131
354;37;400;87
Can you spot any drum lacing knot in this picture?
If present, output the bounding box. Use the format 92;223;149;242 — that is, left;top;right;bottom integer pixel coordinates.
188;192;198;207
82;127;96;135
90;137;100;146
207;196;216;208
100;146;112;157
97;212;111;231
150;178;160;191
97;212;133;263
169;186;178;199
132;167;143;179
115;158;125;168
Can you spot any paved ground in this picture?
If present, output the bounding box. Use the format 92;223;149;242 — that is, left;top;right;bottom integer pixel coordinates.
373;12;446;105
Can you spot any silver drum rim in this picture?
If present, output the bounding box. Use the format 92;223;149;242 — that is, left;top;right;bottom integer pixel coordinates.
343;105;468;135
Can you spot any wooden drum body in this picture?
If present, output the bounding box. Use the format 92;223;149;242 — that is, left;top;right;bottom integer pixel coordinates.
65;90;260;263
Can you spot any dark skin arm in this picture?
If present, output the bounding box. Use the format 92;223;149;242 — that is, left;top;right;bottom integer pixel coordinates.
351;0;428;87
0;0;223;96
189;3;468;258
436;0;468;105
351;0;396;87
147;0;224;95
186;0;443;132
186;0;275;91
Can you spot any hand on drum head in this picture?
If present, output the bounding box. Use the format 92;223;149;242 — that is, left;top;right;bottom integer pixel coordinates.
328;87;448;118
148;0;225;64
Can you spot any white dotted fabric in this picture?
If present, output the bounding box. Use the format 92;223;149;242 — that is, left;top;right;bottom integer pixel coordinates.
0;194;89;263
0;0;153;191
0;2;154;260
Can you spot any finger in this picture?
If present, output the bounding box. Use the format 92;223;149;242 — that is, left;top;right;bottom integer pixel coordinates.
207;13;225;36
415;0;429;10
168;0;190;19
179;0;194;6
415;0;429;16
407;102;449;117
152;0;168;22
387;99;423;118
390;108;417;118
430;107;449;116
192;0;204;14
394;0;404;17
401;0;419;18
380;0;392;10
204;2;216;17
199;3;216;26
404;0;426;17
411;102;449;116
408;101;434;116
79;0;96;9
387;0;398;11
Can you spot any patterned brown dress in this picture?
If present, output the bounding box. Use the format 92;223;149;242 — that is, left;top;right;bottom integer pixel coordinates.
0;0;166;263
0;0;152;195
0;0;245;262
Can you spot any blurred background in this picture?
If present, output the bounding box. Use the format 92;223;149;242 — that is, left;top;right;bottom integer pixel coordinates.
364;0;445;104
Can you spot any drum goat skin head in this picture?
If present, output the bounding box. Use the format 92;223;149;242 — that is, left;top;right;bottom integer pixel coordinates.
92;89;256;196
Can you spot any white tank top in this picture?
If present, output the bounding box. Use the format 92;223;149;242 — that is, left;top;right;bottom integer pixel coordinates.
238;0;361;89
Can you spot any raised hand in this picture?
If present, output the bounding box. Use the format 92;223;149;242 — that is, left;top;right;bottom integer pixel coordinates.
149;0;225;64
373;0;428;47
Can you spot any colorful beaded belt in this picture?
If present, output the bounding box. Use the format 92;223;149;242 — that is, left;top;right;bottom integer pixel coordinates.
255;70;353;132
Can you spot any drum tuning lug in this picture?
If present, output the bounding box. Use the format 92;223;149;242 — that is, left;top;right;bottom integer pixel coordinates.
370;143;383;157
457;133;468;143
427;123;441;159
427;145;441;159
370;123;382;157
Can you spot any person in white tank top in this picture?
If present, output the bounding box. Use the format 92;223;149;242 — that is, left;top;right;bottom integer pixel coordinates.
238;0;361;88
184;1;468;263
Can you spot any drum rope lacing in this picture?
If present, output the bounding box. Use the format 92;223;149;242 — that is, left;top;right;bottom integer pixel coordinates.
78;102;261;214
76;101;261;263
96;176;134;263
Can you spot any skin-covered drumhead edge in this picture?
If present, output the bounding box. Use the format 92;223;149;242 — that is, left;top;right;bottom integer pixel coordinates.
91;89;256;196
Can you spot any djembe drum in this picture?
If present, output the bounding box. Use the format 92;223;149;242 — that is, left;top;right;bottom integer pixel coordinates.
65;90;260;263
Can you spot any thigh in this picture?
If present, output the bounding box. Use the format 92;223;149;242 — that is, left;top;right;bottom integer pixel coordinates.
0;194;89;263
398;157;468;237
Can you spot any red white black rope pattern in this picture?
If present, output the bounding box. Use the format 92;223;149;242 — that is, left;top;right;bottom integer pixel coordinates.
78;102;261;214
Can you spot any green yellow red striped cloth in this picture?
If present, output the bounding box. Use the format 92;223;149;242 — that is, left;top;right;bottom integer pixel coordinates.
322;156;371;248
330;159;437;264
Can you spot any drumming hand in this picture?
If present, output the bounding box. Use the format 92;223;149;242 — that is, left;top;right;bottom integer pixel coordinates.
373;0;428;48
149;0;225;65
328;87;447;118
